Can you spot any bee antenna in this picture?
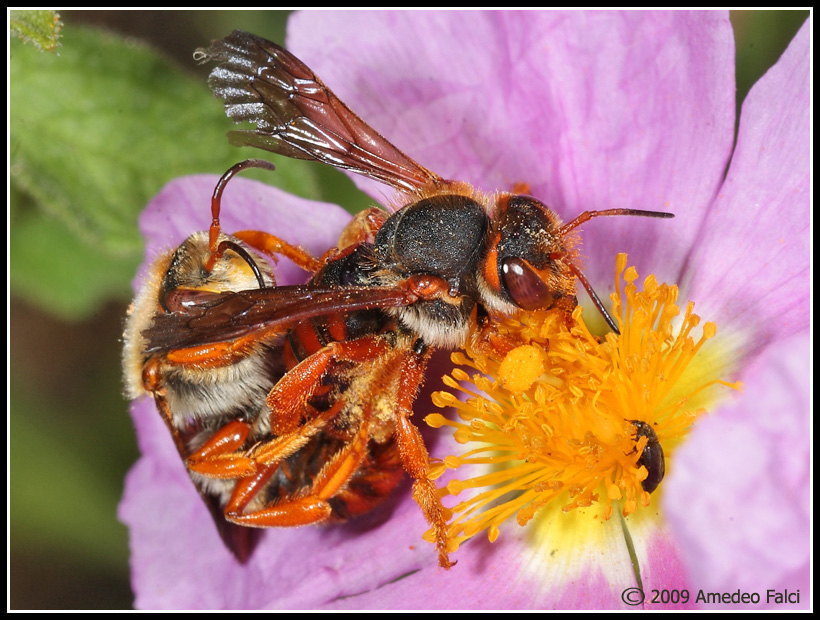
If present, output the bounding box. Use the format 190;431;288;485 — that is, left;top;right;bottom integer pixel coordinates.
207;159;277;257
214;239;268;290
560;257;620;335
559;208;674;237
553;208;674;333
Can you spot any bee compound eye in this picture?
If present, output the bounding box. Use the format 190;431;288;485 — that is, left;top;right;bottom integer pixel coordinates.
161;288;222;313
500;257;556;311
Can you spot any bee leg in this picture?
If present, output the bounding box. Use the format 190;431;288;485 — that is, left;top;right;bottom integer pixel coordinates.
336;207;388;248
223;461;333;527
145;368;254;479
251;400;343;466
393;348;454;569
470;306;525;358
224;403;373;528
266;337;392;436
331;438;405;519
186;419;258;479
233;229;322;273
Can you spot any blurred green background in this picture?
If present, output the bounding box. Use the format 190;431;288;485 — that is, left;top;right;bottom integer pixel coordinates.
9;10;809;609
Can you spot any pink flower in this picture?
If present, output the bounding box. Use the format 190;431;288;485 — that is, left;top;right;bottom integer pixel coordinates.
120;11;809;609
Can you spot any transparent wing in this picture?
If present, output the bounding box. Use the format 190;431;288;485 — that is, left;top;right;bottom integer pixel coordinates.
196;30;446;198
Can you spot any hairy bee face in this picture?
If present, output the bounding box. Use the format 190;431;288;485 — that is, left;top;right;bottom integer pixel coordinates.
478;195;576;315
122;231;276;409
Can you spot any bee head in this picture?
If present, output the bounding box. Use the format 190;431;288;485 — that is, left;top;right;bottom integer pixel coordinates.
479;196;675;333
160;232;273;313
479;195;576;315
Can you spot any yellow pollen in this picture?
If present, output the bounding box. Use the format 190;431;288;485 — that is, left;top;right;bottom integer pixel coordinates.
498;345;546;392
426;253;740;553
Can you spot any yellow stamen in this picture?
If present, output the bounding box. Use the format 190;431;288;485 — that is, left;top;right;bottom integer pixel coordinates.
425;253;740;553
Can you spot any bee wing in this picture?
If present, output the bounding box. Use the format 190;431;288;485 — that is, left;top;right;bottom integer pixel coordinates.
196;30;446;198
143;284;415;354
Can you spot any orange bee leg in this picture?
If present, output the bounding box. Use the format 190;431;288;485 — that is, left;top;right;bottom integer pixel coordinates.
330;438;405;519
232;229;322;274
251;400;344;466
223;462;330;527
470;311;526;358
146;356;256;479
166;338;264;369
186;419;258;479
145;388;263;562
336;207;388;248
266;336;392;436
224;404;374;528
393;348;454;569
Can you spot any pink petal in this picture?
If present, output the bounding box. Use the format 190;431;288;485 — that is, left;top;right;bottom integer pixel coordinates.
124;11;786;609
321;503;689;609
288;11;737;285
661;19;810;611
681;19;809;356
663;330;810;609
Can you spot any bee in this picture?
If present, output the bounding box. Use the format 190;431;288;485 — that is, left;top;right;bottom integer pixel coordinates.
124;30;673;568
123;160;452;564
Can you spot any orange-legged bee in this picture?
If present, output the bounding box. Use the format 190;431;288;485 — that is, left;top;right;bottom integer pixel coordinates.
124;161;454;565
124;30;673;568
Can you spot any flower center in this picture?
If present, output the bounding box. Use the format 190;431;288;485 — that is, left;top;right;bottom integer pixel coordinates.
425;253;740;553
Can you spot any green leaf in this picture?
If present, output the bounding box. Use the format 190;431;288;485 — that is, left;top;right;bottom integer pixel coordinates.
11;24;367;320
9;10;62;52
12;26;236;258
10;189;135;319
